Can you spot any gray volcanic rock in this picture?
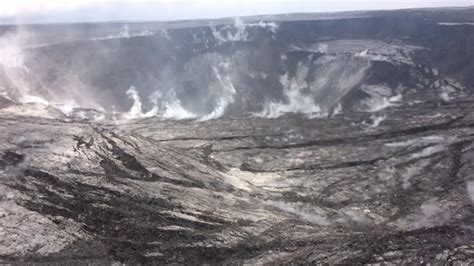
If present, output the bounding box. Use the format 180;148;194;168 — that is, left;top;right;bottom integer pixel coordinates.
1;94;473;264
0;7;473;265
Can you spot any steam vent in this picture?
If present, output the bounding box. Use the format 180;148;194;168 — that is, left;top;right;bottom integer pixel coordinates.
1;7;474;264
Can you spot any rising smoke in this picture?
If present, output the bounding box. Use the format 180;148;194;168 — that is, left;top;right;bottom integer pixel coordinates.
0;17;414;122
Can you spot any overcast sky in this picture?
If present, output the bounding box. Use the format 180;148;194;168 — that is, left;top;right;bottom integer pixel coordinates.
1;0;472;24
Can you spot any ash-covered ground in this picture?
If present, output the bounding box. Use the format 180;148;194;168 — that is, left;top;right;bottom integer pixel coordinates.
0;7;473;264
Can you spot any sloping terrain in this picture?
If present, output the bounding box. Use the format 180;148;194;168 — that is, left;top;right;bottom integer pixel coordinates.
1;95;474;264
0;7;473;264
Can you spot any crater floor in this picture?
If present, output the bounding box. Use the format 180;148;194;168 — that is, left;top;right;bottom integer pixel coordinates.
1;92;473;264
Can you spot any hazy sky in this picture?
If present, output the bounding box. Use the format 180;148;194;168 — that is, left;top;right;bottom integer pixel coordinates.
1;0;472;24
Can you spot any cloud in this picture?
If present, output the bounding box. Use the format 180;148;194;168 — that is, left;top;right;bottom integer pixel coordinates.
1;1;96;17
1;0;471;24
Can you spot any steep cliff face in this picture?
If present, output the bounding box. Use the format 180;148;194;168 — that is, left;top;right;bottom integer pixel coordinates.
1;8;473;118
0;8;473;264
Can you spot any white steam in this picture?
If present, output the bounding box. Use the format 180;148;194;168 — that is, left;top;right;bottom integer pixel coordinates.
121;62;239;121
198;67;237;121
361;94;402;112
124;88;197;121
257;71;322;118
116;24;131;39
211;18;278;45
53;99;80;116
124;86;158;119
0;30;32;101
91;24;154;41
159;91;197;120
162;100;196;120
20;95;49;105
333;103;342;115
246;21;279;33
0;46;27;70
121;59;238;122
0;28;106;118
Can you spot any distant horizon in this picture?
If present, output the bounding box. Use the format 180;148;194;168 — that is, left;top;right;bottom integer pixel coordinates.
1;0;472;25
1;5;473;26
